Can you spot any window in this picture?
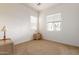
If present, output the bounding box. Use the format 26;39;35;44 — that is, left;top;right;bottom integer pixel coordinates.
47;13;63;31
30;16;37;30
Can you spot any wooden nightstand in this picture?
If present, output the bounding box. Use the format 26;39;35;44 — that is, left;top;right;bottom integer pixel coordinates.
0;39;14;55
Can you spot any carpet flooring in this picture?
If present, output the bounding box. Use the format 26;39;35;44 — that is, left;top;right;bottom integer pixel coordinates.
15;40;79;55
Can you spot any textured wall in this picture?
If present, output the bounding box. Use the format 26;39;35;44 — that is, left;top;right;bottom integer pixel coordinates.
39;3;79;46
0;3;38;44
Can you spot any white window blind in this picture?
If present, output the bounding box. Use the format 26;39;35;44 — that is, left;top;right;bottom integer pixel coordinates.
30;16;37;30
47;13;63;31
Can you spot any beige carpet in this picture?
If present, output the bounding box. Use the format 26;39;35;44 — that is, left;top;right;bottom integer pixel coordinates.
15;40;79;55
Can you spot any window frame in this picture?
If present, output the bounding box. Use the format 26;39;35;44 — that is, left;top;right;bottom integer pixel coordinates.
46;13;63;31
30;16;37;30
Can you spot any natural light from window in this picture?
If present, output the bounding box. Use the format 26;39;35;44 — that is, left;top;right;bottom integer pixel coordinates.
47;13;63;31
30;16;37;30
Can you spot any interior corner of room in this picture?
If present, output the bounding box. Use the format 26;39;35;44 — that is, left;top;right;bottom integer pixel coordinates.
0;3;79;55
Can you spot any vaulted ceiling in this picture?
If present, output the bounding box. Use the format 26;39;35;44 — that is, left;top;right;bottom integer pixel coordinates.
25;3;58;11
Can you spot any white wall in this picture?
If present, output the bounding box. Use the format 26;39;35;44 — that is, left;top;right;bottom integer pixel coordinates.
0;3;38;44
39;3;79;46
0;3;79;46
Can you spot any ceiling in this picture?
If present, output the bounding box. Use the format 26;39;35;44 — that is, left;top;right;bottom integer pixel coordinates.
25;3;58;11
